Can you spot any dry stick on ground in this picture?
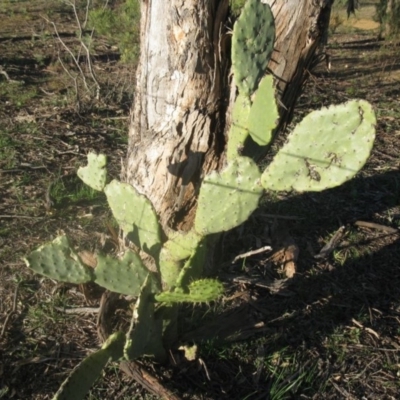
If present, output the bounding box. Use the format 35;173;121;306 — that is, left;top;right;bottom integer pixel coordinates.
232;245;273;263
354;220;398;234
314;225;347;260
0;282;20;338
119;361;182;400
0;66;23;84
0;215;44;220
96;291;180;399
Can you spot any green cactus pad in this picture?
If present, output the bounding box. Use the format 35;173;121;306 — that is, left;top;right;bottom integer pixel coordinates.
261;100;376;192
124;276;166;361
94;250;158;296
159;230;203;288
175;239;207;288
104;180;161;257
155;279;224;303
77;152;107;191
53;331;125;400
24;236;93;284
232;0;275;97
195;157;263;235
158;255;182;290
248;75;278;145
163;230;202;260
227;93;251;161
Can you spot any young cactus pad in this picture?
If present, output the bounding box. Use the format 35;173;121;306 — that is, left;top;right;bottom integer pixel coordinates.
94;250;158;296
24;236;93;284
155;279;224;303
104;180;161;257
232;0;275;97
195;156;263;235
261;100;376;192
53;331;125;400
77;152;107;191
248;75;278;146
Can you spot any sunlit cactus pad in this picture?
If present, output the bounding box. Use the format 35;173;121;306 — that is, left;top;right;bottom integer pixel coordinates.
232;0;275;97
261;100;376;192
104;180;161;256
24;235;93;284
195;157;262;235
248;75;278;146
94;250;157;296
77;152;107;191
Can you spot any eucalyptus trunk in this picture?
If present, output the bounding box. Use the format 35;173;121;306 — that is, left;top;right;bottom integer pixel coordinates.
124;0;334;235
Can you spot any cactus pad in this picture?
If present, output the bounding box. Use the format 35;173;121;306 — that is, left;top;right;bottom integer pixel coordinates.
195;157;262;235
159;230;203;288
124;276;166;361
232;0;275;97
227;92;251;161
94;250;158;296
53;331;125;400
104;180;161;257
77;152;107;191
175;239;207;288
24;236;93;284
261;100;376;192
248;75;278;146
155;279;224;303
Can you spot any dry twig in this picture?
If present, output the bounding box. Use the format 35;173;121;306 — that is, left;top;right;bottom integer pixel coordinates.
0;282;20;338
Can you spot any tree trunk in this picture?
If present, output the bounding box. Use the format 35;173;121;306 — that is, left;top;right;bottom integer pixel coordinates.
124;0;334;234
383;0;400;37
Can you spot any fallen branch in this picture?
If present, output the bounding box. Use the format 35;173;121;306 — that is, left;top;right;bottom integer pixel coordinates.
0;282;20;338
355;220;398;234
0;66;23;84
232;245;272;263
119;361;182;400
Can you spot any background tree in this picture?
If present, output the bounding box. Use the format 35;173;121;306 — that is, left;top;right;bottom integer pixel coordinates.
376;0;400;37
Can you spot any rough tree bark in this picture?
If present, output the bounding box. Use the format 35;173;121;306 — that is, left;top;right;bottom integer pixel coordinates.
384;0;400;36
124;0;334;234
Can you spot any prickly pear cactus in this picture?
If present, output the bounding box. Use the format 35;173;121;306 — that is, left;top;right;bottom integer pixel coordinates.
155;279;224;303
175;238;207;288
261;100;376;192
77;152;107;191
227;93;251;161
232;0;275;97
104;180;161;258
159;230;203;288
195;156;262;235
94;250;159;296
24;236;93;284
53;331;125;400
247;75;278;146
124;276;166;361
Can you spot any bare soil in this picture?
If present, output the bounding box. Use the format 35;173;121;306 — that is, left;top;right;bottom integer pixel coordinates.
1;2;400;400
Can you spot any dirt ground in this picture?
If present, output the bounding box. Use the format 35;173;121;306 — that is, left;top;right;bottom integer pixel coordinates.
1;1;400;399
